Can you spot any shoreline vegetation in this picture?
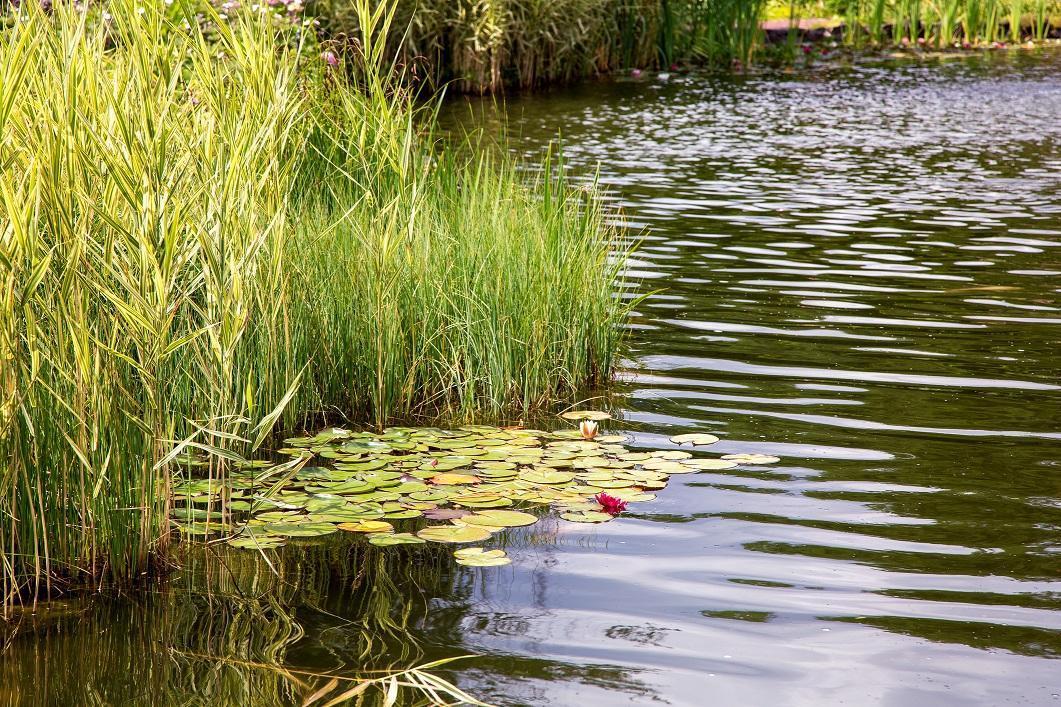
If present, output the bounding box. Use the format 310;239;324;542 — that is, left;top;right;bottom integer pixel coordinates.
310;0;1061;92
0;0;629;613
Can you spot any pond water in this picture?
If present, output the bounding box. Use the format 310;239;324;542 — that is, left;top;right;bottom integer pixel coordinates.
4;50;1061;706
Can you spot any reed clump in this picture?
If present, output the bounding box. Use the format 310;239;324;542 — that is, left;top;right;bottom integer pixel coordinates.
0;0;629;611
311;0;771;92
784;0;1061;47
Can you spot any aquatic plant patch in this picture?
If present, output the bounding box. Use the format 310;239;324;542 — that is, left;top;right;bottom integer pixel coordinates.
172;422;762;562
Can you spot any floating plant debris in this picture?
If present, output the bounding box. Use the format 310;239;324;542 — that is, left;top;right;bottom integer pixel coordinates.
172;424;743;560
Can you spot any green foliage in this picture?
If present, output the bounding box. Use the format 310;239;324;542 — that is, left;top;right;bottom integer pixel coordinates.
778;0;1060;45
0;0;629;610
310;0;769;91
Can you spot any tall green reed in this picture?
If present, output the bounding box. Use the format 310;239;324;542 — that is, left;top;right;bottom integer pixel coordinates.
817;0;1061;46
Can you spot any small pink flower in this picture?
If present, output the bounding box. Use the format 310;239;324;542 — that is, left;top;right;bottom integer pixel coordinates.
630;68;642;78
595;492;628;516
321;50;339;67
430;459;439;467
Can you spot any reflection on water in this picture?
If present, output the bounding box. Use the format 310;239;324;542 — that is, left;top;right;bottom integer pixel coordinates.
5;51;1061;705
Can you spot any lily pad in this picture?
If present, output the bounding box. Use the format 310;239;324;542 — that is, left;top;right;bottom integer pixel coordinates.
417;525;493;543
454;548;511;567
560;410;611;421
461;510;538;528
173;521;228;535
682;458;739;471
337;520;394;534
430;472;481;485
228;533;286;550
670;433;720;446
652;450;693;460
423;508;469;521
263;522;337;537
383;509;424;520
721;453;781;464
560;511;614;523
368;532;426;547
521;469;576;485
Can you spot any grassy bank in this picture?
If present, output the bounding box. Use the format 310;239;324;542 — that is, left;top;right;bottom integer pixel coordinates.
0;0;629;611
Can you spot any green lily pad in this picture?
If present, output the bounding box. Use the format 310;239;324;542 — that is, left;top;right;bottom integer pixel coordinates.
173;521;228;535
383;509;423;519
430;472;481;485
417;525;493;543
262;522;337;537
171;508;224;522
228;533;286;550
451;494;513;508
521;469;575;484
560;511;614;523
368;532;426;546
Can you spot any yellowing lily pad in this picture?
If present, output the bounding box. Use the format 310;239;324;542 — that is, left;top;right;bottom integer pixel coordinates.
521;469;576;484
560;410;611;421
417;525;493;543
682;458;739;471
721;453;781;464
454;548;511;567
337;520;394;534
652;450;693;460
430;472;481;485
461;510;538;528
670;433;720;446
454;547;505;560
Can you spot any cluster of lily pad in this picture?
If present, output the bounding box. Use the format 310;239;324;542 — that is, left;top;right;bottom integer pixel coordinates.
171;412;779;564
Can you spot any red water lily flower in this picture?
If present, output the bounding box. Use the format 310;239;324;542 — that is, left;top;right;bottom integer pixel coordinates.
595;492;628;516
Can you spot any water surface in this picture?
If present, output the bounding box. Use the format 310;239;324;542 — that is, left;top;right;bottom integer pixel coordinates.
4;50;1061;706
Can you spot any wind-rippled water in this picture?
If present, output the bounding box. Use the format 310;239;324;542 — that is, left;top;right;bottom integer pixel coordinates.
4;51;1060;706
445;50;1061;705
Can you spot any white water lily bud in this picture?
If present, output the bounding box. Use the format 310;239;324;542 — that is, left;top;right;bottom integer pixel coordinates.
579;419;599;440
